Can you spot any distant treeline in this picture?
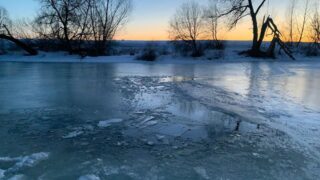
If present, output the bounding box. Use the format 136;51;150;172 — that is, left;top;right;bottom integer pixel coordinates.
0;0;319;58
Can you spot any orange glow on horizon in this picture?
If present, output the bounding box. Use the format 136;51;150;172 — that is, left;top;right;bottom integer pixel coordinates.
115;22;312;42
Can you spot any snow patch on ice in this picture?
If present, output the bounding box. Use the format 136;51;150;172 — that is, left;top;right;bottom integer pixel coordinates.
78;174;100;180
98;118;123;128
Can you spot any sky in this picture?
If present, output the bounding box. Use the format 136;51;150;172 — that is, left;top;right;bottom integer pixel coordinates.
0;0;302;41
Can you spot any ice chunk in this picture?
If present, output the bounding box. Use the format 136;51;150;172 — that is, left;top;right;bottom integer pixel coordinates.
0;152;50;173
146;141;154;146
194;167;210;180
0;156;16;162
140;116;155;124
63;130;84;139
138;116;158;128
14;152;49;168
156;135;165;141
78;174;100;180
7;174;27;180
140;120;158;128
98;119;123;128
252;153;260;157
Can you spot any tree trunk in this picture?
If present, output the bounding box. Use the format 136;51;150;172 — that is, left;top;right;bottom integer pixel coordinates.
257;17;269;49
248;0;259;52
0;34;38;55
266;37;277;57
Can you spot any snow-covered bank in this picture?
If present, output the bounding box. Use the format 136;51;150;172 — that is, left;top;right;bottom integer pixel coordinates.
0;42;319;64
0;51;319;64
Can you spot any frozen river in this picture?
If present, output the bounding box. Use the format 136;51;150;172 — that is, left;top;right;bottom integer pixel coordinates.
0;61;320;179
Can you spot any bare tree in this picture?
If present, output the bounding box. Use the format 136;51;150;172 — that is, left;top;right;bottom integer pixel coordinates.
311;6;320;44
89;0;132;55
286;0;298;46
307;3;320;55
12;19;36;39
204;0;222;48
0;7;11;29
297;0;310;47
35;0;85;53
169;1;205;57
0;7;10;54
34;0;132;55
0;6;38;55
218;0;268;53
218;0;294;59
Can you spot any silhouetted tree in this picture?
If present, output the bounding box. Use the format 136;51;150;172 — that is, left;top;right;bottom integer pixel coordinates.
35;0;85;53
35;0;132;55
88;0;132;55
307;3;320;56
0;6;37;55
204;0;223;49
297;0;310;47
218;0;268;53
286;0;297;46
169;1;205;57
218;0;294;59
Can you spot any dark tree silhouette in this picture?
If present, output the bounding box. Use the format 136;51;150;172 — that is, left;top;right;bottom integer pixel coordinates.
0;7;37;55
35;0;84;53
35;0;132;55
204;0;223;49
169;1;205;57
89;0;132;55
218;0;294;59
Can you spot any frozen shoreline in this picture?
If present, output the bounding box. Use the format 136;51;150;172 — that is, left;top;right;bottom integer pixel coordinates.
0;51;319;64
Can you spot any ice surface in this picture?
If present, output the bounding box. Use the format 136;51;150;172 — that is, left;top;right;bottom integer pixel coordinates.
0;61;320;179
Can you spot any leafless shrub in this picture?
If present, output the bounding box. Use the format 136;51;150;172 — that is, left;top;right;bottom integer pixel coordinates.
136;43;158;61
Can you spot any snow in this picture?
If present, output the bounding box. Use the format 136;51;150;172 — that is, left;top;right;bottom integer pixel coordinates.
0;42;318;64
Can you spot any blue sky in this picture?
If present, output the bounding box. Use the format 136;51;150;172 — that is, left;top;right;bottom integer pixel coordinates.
0;0;186;40
0;0;292;40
